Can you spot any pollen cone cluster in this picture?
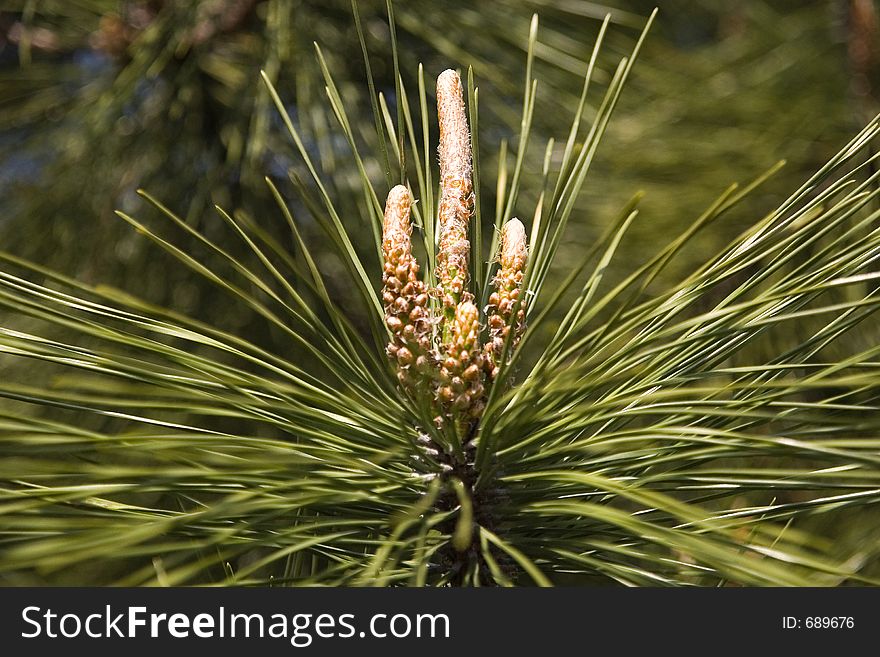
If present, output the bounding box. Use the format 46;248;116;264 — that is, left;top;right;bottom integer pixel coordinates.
380;69;528;439
485;218;528;380
381;185;432;389
438;301;486;419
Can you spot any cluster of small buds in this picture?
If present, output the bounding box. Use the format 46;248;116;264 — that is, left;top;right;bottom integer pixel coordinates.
435;69;474;315
484;218;528;380
380;69;529;442
381;185;433;389
380;69;529;575
438;301;486;420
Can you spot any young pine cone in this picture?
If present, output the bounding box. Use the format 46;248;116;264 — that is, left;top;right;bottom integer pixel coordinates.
436;69;474;316
485;218;528;380
382;185;433;389
438;301;486;419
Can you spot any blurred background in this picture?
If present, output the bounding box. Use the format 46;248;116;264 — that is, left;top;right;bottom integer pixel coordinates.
0;0;877;581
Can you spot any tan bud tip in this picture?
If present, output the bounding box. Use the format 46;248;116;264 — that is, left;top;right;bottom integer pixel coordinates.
436;69;471;184
387;184;411;206
383;185;412;238
501;218;527;269
437;69;462;95
456;300;479;325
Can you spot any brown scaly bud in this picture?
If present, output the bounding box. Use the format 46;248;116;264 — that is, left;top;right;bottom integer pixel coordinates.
382;185;434;387
438;301;486;419
485;218;528;381
436;69;474;323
